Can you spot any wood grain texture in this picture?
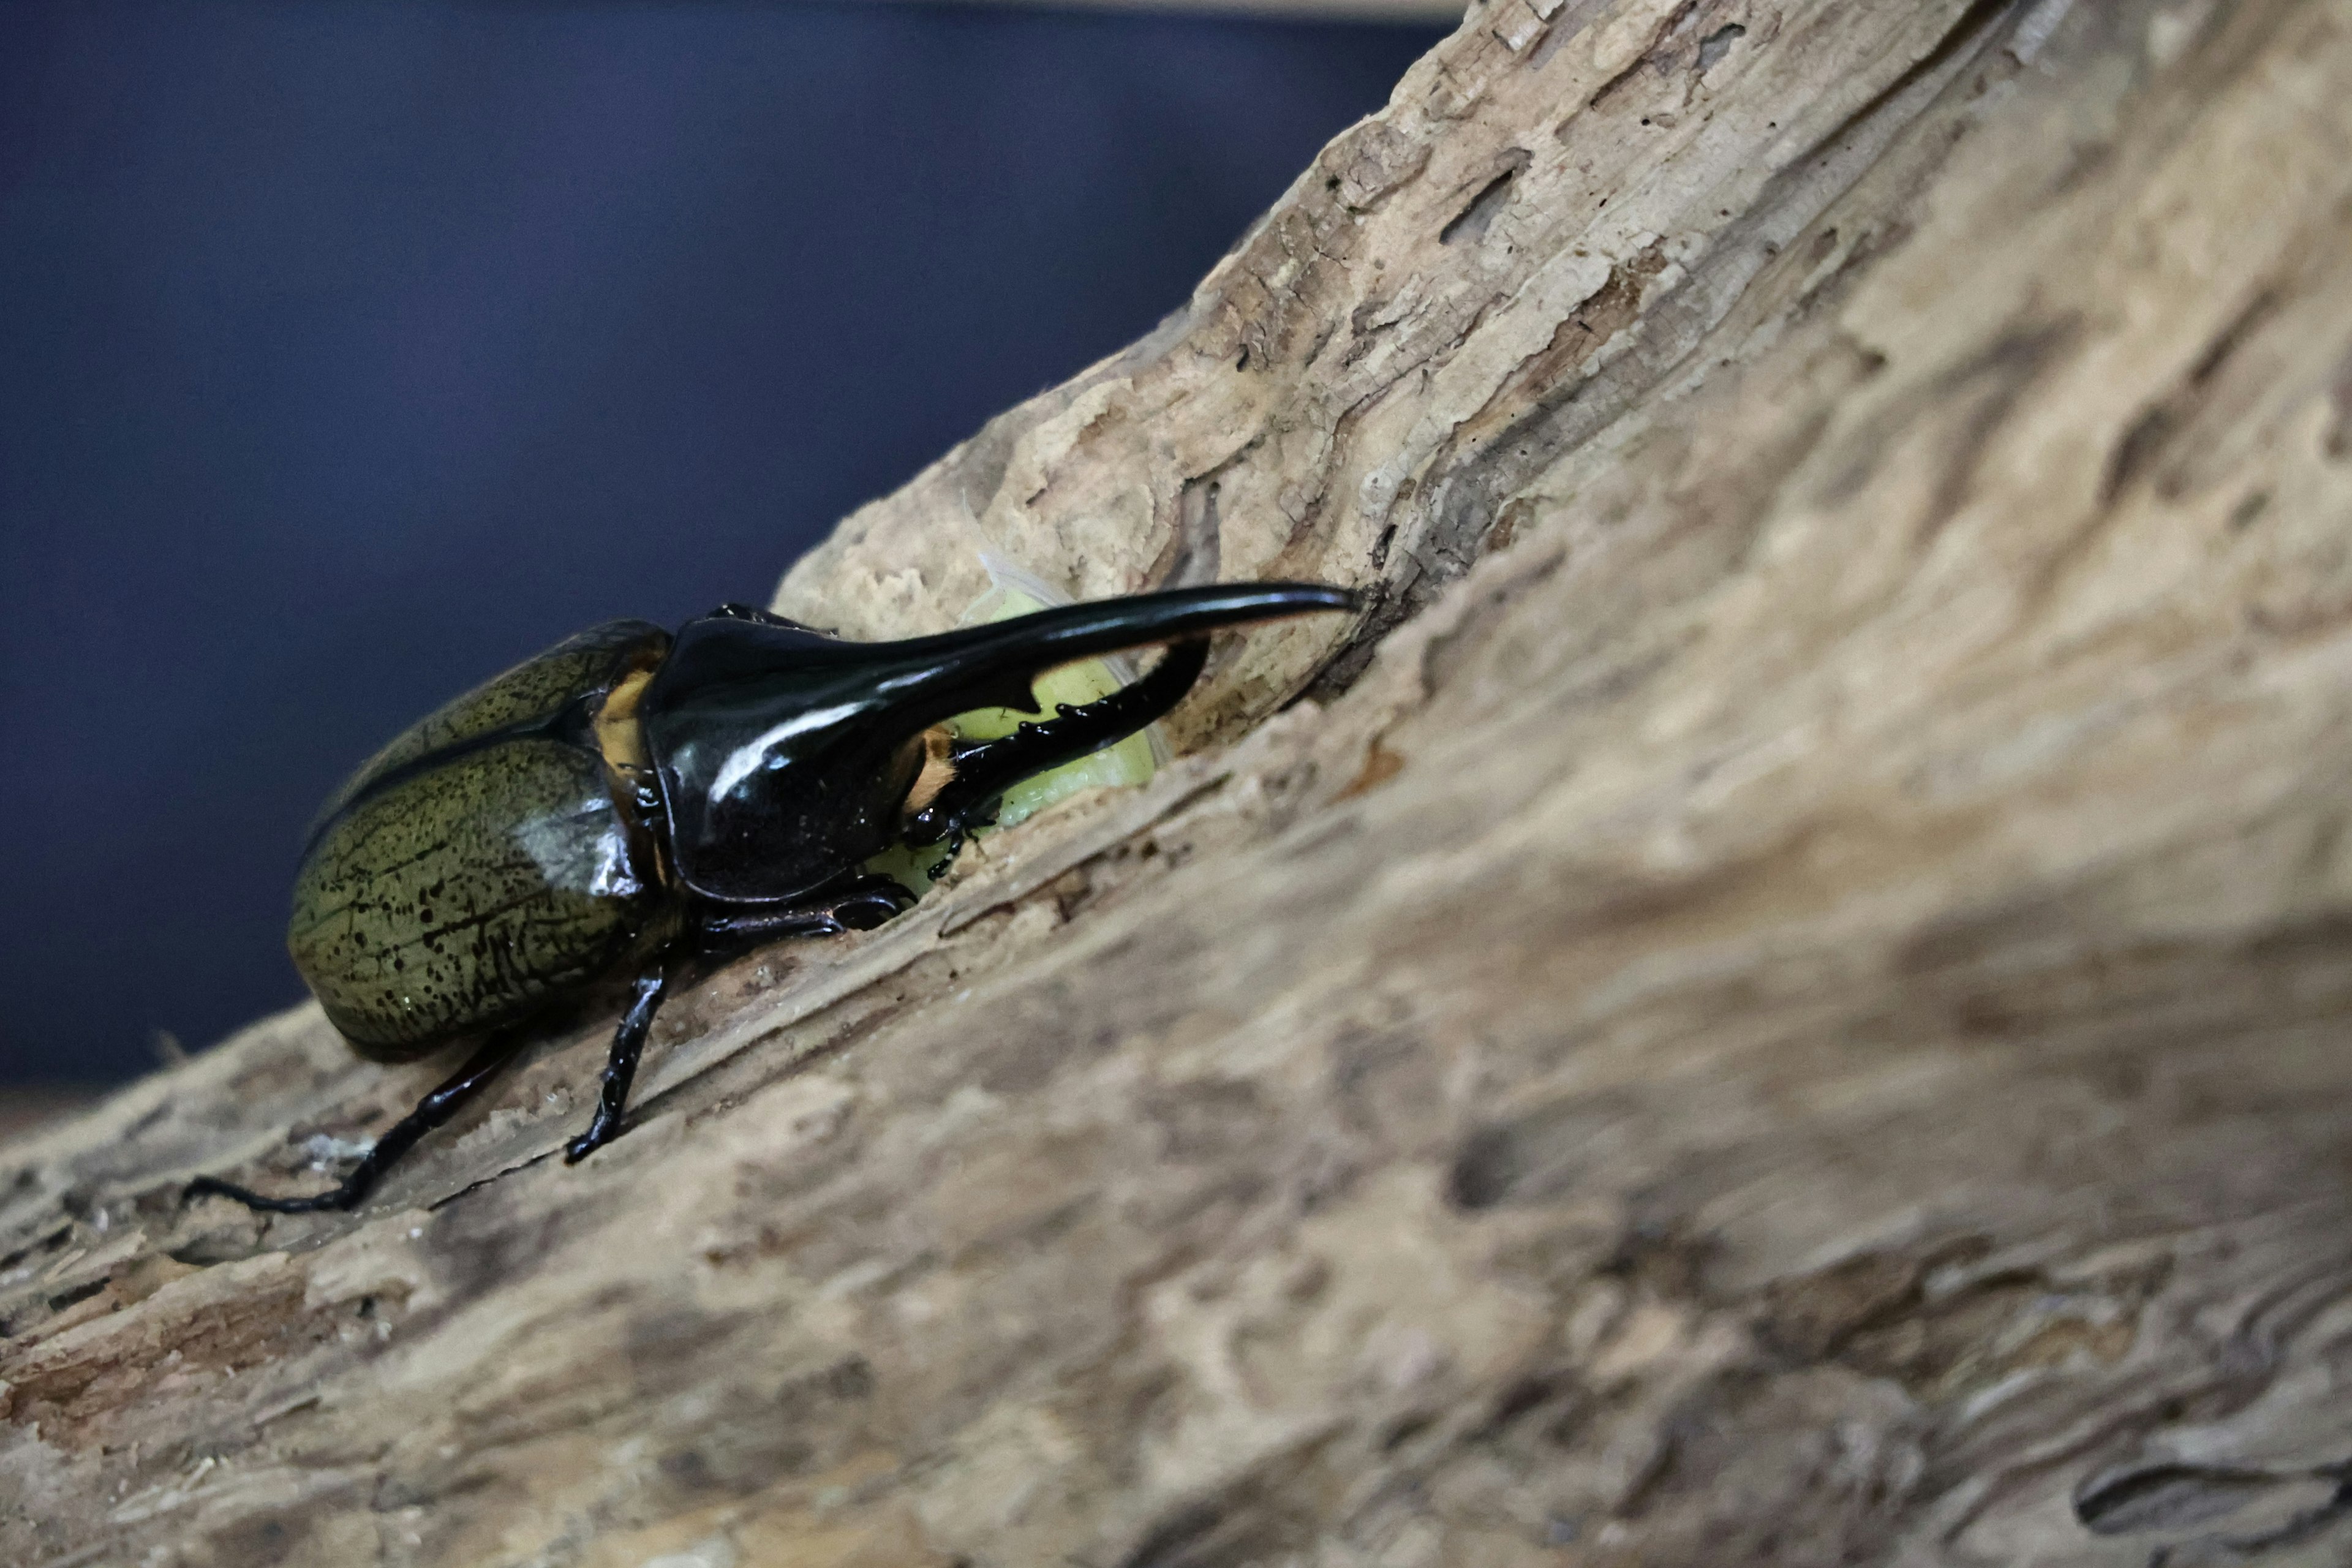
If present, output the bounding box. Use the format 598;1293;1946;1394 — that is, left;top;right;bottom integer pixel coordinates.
9;1;2352;1563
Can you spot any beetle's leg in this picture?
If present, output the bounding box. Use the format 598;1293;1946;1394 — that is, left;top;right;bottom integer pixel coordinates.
823;873;923;927
562;962;676;1166
552;877;919;1162
921;802;1000;880
905;637;1210;853
694;873;919;960
185;1033;525;1214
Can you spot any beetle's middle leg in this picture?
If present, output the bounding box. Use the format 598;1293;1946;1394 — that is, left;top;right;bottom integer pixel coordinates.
693;873;918;957
186;1031;527;1213
554;876;919;1164
562;961;676;1165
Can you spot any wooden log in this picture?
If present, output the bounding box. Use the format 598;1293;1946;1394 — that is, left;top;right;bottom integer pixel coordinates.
9;1;2352;1562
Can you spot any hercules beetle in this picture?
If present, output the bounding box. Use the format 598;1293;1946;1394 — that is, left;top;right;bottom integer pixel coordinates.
187;582;1355;1213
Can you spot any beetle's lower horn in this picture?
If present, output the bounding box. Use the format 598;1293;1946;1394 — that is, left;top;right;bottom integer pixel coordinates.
903;637;1212;847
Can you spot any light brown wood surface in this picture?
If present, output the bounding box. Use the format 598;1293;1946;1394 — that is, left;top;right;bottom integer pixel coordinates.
9;1;2352;1562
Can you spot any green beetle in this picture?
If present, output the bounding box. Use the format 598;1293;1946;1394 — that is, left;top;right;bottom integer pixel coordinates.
188;583;1355;1213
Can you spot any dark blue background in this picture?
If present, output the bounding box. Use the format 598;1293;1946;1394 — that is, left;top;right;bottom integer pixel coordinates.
0;3;1440;1087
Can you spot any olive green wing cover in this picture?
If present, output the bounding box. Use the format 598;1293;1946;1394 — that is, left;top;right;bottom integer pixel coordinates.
290;739;662;1058
290;620;672;1058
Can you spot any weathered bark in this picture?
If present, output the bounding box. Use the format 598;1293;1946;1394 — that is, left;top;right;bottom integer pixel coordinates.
9;1;2352;1562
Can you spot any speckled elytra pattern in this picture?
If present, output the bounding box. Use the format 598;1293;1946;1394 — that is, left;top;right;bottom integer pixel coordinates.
288;622;670;1058
290;739;659;1058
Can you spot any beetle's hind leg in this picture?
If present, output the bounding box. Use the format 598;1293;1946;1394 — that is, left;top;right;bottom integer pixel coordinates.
186;1033;526;1214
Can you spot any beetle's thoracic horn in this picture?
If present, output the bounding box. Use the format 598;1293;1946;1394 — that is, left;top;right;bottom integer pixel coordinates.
876;582;1360;722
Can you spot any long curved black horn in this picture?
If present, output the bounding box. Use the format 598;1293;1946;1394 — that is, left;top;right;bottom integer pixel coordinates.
873;582;1358;724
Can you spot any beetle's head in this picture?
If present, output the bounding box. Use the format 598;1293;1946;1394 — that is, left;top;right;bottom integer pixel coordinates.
638;584;1358;905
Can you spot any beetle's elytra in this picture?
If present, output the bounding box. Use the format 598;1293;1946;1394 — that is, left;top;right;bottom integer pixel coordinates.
187;582;1355;1213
